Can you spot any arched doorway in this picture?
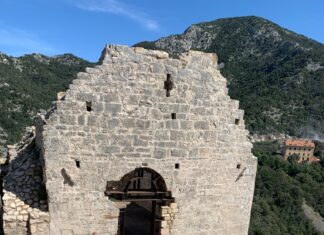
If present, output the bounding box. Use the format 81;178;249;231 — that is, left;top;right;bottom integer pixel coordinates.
105;168;174;235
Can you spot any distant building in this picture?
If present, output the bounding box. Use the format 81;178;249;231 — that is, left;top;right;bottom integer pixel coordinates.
283;139;319;163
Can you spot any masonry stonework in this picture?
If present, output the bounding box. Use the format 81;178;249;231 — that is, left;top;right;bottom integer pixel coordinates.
2;45;257;235
2;127;49;235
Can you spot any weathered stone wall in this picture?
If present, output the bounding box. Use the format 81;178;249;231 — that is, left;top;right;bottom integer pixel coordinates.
1;127;49;235
40;45;257;235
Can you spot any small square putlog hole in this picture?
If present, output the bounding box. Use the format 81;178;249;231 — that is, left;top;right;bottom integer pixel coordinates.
171;113;177;119
236;163;241;169
235;119;240;125
175;163;180;169
86;101;92;112
75;160;81;168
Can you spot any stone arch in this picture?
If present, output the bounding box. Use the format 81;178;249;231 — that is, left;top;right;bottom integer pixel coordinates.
105;168;176;235
121;167;167;192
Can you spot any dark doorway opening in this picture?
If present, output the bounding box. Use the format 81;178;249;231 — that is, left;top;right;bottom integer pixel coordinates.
123;201;154;235
106;168;174;235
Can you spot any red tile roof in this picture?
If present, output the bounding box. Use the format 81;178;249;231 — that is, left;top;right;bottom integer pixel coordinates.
308;156;320;163
284;139;315;148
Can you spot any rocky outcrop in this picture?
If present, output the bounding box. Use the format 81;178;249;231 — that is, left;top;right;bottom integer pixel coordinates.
153;25;216;57
302;202;324;233
0;146;8;165
0;128;8;146
248;133;291;143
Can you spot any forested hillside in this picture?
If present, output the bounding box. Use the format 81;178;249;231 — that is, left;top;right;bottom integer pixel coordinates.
250;141;324;235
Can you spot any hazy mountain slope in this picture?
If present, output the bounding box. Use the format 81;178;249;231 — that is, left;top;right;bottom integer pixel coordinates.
0;52;93;144
136;16;324;138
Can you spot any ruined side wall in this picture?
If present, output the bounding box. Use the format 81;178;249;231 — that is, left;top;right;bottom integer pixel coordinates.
42;45;257;235
2;127;49;235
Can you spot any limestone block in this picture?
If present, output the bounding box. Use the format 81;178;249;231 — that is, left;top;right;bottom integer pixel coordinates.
172;208;179;213
163;215;171;221
161;228;171;235
17;215;24;221
3;215;17;222
161;220;168;228
30;224;37;233
61;229;74;235
160;206;169;215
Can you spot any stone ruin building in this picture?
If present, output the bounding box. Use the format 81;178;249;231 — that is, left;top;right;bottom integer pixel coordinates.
0;45;257;235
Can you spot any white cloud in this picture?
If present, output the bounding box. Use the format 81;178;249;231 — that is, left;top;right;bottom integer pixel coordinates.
75;0;159;31
0;26;58;56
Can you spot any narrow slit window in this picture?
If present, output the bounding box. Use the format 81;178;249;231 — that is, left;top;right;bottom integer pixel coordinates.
164;74;174;97
175;163;180;169
235;119;240;125
171;113;176;119
236;163;241;169
86;101;92;112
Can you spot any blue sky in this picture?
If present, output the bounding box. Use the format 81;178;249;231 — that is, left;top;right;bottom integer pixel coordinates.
0;0;324;62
